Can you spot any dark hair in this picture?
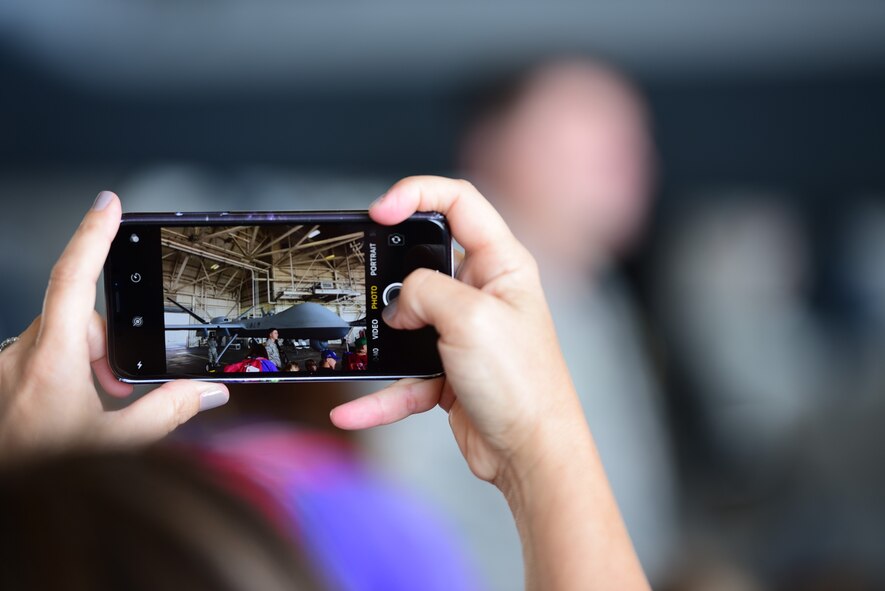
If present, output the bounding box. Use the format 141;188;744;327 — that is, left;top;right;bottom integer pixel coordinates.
0;448;322;591
460;65;533;134
458;54;639;158
249;342;270;359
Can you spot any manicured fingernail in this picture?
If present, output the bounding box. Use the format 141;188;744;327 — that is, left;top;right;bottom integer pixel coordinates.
199;388;229;411
92;191;115;211
382;298;398;324
369;192;388;209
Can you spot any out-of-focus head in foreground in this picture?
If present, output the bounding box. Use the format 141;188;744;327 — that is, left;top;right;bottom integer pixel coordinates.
0;448;321;591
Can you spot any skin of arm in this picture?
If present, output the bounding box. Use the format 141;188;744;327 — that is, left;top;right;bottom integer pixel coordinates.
498;397;649;590
331;176;649;591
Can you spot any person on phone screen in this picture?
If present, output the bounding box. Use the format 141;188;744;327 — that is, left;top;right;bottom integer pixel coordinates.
320;350;338;371
265;328;286;369
207;331;219;367
345;337;368;371
224;341;278;373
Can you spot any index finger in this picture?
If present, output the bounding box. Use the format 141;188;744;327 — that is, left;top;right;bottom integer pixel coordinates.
370;176;519;256
38;192;122;349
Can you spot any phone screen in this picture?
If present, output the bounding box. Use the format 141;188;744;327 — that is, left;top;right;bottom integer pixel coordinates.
104;211;451;382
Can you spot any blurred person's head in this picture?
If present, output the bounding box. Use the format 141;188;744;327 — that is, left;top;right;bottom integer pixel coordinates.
657;196;810;312
652;194;824;476
305;359;318;372
268;329;279;341
461;56;654;270
249;341;270;359
0;449;321;591
355;337;368;356
286;362;301;372
321;350;338;370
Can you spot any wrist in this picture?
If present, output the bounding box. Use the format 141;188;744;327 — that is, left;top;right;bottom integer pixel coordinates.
491;372;592;494
494;406;596;511
492;392;649;591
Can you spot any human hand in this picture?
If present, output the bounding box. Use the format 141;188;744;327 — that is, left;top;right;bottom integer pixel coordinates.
0;192;229;463
330;177;587;488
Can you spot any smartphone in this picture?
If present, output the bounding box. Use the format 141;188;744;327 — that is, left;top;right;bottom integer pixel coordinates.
103;210;453;383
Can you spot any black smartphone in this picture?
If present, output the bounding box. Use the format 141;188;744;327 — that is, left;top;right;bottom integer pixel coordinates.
103;210;452;383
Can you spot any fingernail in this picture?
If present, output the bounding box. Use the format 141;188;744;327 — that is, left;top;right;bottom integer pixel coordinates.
199;388;229;412
382;298;398;324
369;192;388;209
92;191;115;211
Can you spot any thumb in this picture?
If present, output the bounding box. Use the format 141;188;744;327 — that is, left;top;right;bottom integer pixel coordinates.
384;267;489;336
100;381;229;446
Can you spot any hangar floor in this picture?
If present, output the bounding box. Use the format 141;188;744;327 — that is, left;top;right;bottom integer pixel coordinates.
165;342;351;374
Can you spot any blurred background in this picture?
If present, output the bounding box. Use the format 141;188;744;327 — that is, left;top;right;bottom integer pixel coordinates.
2;2;885;590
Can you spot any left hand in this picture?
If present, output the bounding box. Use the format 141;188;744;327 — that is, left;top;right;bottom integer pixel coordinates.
0;191;229;464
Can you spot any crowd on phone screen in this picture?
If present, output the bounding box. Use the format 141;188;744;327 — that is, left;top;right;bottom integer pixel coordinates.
221;329;369;374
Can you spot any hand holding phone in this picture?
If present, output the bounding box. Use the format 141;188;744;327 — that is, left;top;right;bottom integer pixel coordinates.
331;176;572;483
0;192;230;464
331;177;648;590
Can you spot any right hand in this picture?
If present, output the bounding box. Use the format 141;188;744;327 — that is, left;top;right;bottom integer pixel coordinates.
330;176;586;487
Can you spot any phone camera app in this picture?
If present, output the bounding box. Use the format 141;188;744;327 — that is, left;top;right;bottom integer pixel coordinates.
388;233;405;247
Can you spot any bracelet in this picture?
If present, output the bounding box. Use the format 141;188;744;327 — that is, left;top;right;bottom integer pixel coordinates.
0;337;20;354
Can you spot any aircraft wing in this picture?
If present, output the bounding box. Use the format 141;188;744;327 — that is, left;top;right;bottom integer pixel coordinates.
164;323;247;331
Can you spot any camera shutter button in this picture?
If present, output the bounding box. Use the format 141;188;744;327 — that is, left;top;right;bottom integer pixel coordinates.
382;282;403;306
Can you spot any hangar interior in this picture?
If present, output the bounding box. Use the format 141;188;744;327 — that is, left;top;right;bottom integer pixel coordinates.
162;224;366;348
